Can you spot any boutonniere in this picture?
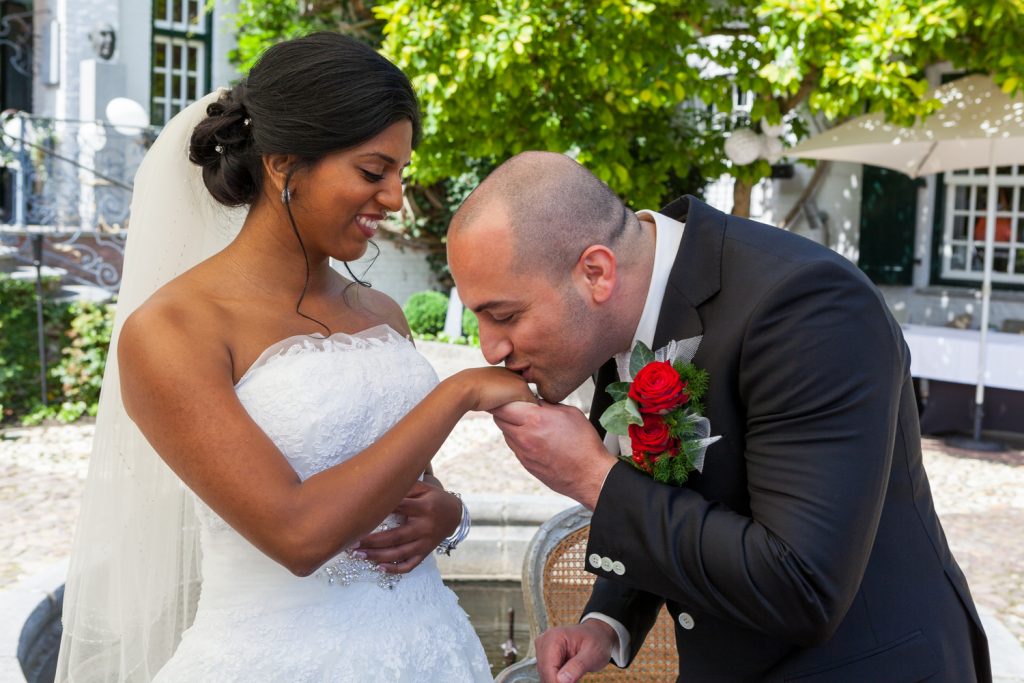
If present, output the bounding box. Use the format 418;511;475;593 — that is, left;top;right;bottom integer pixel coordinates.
599;337;720;486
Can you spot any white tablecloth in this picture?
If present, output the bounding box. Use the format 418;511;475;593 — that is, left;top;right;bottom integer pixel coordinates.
901;324;1024;392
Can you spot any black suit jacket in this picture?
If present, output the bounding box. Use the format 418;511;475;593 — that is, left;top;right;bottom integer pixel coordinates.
583;197;990;682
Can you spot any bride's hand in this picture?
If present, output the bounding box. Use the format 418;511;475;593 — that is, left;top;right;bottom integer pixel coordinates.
453;367;537;412
354;479;460;574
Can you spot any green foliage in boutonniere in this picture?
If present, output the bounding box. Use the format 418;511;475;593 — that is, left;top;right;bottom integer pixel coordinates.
599;341;716;486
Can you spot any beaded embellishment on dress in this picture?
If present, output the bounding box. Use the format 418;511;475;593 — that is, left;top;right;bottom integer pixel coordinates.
316;521;402;590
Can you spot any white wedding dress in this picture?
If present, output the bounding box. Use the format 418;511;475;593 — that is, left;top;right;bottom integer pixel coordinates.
152;324;492;682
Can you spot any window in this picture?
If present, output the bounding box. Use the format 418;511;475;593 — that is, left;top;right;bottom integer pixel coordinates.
859;165;917;286
150;0;209;126
941;166;1024;285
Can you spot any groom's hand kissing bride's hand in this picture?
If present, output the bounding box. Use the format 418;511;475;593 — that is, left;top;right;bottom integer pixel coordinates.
454;367;537;412
491;402;616;510
536;620;616;683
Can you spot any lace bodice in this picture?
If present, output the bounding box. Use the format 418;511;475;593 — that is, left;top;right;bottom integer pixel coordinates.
192;324;440;590
234;324;438;479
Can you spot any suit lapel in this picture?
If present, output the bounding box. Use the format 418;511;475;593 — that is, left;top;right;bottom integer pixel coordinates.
652;195;726;349
588;358;619;438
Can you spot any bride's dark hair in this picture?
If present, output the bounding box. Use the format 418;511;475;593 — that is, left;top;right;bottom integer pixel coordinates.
188;32;421;333
189;32;420;206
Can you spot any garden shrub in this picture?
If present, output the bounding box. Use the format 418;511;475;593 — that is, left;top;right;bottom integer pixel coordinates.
0;275;74;422
461;306;479;341
28;299;115;423
403;290;448;335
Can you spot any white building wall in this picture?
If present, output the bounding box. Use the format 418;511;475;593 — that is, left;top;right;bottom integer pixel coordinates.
346;237;441;307
120;0;152;109
211;1;241;91
31;3;59;116
56;0;119;120
770;161;864;261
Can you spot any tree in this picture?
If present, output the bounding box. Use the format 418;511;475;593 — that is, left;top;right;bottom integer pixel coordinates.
374;0;718;210
374;0;1024;216
230;1;1024;223
229;1;380;72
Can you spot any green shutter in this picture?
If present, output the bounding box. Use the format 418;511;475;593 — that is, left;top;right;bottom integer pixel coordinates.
858;164;917;285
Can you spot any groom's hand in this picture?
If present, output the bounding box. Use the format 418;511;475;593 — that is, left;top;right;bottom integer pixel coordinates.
535;621;616;683
491;401;616;510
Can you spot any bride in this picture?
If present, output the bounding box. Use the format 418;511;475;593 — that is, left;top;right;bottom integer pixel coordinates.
56;32;533;681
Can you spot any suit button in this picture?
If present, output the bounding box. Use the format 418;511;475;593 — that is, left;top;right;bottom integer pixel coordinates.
612;561;625;576
589;554;602;569
678;612;695;630
600;557;614;572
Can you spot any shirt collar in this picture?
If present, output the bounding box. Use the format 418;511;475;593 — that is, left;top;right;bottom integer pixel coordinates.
630;210;685;350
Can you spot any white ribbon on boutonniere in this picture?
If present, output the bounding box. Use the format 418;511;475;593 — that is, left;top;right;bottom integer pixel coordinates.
601;336;721;483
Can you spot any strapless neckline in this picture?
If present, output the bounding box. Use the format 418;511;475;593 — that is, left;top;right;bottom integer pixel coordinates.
234;323;408;388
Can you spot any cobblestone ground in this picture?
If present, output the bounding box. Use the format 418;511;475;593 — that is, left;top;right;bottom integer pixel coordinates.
2;419;1022;648
922;439;1024;646
0;423;92;588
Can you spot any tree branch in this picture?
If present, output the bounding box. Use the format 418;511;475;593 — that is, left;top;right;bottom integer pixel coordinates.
780;160;830;230
780;68;821;114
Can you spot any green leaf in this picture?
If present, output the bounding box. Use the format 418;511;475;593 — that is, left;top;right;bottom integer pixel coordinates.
629;341;655;378
625;397;643;426
674;361;709;403
605;381;631;402
599;399;632;435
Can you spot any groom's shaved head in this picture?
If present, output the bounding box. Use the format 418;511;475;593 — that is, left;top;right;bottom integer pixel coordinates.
450;151;638;278
448;151;652;400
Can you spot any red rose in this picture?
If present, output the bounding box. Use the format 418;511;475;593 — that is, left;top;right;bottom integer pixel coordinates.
628;361;688;413
631;451;650;472
631;450;656;473
628;413;678;456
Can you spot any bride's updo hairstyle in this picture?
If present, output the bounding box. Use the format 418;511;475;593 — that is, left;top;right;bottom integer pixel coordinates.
189;32;421;207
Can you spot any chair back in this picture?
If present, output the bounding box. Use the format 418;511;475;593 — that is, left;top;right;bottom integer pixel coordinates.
519;505;678;681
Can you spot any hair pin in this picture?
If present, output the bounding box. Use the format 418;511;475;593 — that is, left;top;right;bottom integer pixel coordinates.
214;144;224;155
243;118;251;127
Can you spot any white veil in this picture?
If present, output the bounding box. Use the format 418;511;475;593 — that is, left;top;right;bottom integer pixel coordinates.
56;90;246;682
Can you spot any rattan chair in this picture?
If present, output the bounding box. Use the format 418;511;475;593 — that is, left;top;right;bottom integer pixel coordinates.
494;505;678;682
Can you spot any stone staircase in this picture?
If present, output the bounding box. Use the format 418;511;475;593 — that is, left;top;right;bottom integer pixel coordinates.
0;240;112;302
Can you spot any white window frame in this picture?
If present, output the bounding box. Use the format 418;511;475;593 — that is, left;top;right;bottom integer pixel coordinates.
940;166;1024;285
151;0;208;126
153;0;206;34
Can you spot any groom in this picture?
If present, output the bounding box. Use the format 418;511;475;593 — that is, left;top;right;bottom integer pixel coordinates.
447;152;991;682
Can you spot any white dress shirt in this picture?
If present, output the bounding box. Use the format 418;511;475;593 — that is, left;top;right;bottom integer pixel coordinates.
583;209;685;667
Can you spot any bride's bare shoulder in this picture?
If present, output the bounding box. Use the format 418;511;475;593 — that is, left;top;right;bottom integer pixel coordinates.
119;268;231;369
348;284;412;338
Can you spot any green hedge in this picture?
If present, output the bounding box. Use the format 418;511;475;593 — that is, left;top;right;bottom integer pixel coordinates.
401;289;481;347
0;276;74;421
403;290;449;335
0;275;114;424
27;299;115;424
461;306;479;342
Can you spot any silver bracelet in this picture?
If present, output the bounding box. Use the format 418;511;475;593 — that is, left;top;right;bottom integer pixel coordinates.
436;492;471;556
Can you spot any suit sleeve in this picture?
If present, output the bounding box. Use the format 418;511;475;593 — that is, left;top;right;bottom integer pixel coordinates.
584;259;907;647
582;576;664;665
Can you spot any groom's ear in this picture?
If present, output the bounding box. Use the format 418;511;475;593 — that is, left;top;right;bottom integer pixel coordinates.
575;245;617;304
